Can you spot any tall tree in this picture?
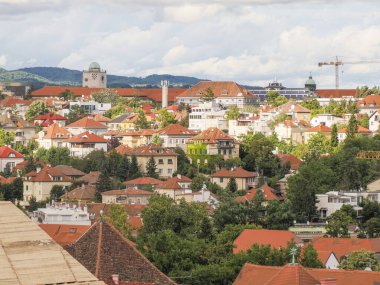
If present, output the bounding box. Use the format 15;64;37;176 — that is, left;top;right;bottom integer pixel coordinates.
226;177;238;193
226;105;240;120
105;204;130;237
346;114;358;140
25;101;49;122
95;166;112;202
0;129;15;147
157;109;175;128
135;109;149;130
146;156;159;178
130;155;142;179
301;244;323;268
339;250;380;271
326;209;355;238
200;87;215;102
330;124;338;147
91;89;119;106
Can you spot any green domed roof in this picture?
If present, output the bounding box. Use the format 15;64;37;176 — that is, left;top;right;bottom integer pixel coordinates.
305;75;316;85
89;62;100;70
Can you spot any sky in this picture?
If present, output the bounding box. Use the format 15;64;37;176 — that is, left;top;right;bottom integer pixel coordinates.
1;0;380;88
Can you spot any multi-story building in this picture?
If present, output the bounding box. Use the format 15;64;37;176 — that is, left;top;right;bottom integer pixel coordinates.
0;114;35;146
357;94;380;116
188;101;228;132
187;127;239;164
337;125;372;142
82;62;107;88
369;111;380;132
36;123;72;149
303;122;332;143
67;131;108;157
310;114;347;128
176;81;257;108
66;117;108;136
0;146;24;172
210;167;258;190
32;203;91;225
156;124;197;150
68;101;112;115
101;188;153;205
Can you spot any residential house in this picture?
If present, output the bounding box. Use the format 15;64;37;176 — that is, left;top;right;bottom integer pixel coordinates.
69;100;112;114
233;229;303;254
36;123;72;148
210;167;257;190
357;94;380;116
155;178;186;200
337;125;372;142
23;166;72;202
176;81;257;108
176;184;219;208
276;153;302;172
188;101;228;132
53;165;86;180
61;184;96;202
66;117;108;135
235;185;280;205
88;113;112;126
34;112;67;127
228;113;260;138
108;113;131;130
0;145;24;172
0;113;35;146
275;101;311;122
121;144;178;178
274;119;306;144
121;129;155;147
32;202;91;225
64;221;177;284
101;188;153;205
156;124;197;150
187;127;239;163
124;177;162;190
316;190;380;219
233;263;380;285
67;131;108;157
39;224;91;246
303;122;332;143
369;111;380;133
76;171;101;185
310;114;347;128
0;201;106;285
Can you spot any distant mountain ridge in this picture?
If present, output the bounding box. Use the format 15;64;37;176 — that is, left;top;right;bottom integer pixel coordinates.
0;67;207;89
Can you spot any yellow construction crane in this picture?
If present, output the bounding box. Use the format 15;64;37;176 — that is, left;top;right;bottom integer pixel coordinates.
318;56;380;89
356;150;380;160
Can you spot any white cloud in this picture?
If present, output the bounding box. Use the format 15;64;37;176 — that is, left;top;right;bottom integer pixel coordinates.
0;55;7;66
164;4;225;23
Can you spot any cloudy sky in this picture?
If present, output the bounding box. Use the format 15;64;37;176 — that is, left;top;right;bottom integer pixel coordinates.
1;0;380;88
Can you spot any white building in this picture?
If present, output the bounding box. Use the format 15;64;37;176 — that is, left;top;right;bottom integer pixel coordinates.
310;114;347;128
189;101;227;132
82;62;107;88
369;111;380;132
67;131;108;157
68;101;112;115
32;203;91;225
0;146;24;172
316;191;380;219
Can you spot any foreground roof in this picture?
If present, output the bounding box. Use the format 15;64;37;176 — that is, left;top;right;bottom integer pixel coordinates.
0;145;24;159
68;131;108;143
0;201;104;285
39;224;91;246
210;167;257;178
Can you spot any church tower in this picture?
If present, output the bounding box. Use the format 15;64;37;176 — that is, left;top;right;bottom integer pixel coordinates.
82;62;107;88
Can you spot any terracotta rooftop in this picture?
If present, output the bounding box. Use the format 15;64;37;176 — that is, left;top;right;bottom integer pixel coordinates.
39;224;91;246
53;165;86;177
122;144;178;157
357;94;380;108
76;171;101;185
233;229;303;254
42;123;72;139
276;153;302;171
0;145;24;159
157;178;183;190
0;95;32;107
210;167;257;178
304;123;332;133
61;184;96;200
156;124;197;136
236;185;280;203
338;125;372;134
316;89;357;99
35;112;67;121
115;144;134;156
191;127;235;143
68;131;108;143
0;176;17;184
125;177;162;185
101;188;154;196
66;116;107;129
276;102;311;113
24;166;71;182
89;113;112;123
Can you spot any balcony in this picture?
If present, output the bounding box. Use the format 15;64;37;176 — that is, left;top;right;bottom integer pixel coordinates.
217;142;234;149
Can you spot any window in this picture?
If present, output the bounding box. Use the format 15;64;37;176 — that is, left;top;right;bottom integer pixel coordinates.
158;159;164;164
159;169;163;174
220;178;224;183
168;169;173;174
168;159;173;164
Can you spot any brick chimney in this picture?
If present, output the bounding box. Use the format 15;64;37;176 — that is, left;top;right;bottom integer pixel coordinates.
320;278;337;285
111;274;119;285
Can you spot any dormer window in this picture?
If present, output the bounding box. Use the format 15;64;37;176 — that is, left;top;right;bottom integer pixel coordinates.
8;152;15;158
53;176;62;181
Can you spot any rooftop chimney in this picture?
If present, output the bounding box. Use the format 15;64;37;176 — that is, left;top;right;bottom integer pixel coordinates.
320;278;337;285
177;174;182;180
161;80;169;108
112;274;119;285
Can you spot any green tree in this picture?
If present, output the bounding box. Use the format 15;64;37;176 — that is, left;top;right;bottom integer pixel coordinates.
226;105;240;120
326;209;355;238
91;89;119;106
339;250;380;271
305;132;332;161
301;244;323;268
25;101;49;122
151;133;162;145
346;114;358;140
301;98;321;111
146;156;159;178
365;217;380;238
267;91;281;106
213;200;247;231
200;87;215;102
226;177;238;193
247;190;265;225
103;103;126;119
67;105;86;124
358;114;369;129
157;109;175;128
130;155;143;179
105;204;130;237
95;167;112;202
46;147;70;166
330;124;338;147
60;89;75;101
274;95;289;107
135;109;149;130
50;185;64;201
355;86;380;98
265;200;295;230
0;129;15;147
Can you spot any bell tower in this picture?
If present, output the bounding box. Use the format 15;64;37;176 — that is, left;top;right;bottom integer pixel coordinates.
82;62;107;88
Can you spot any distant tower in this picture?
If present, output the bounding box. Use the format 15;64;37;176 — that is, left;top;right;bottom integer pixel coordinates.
82;62;107;88
161;80;169;108
305;73;316;91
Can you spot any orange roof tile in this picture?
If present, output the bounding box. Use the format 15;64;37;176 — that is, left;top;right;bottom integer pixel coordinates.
76;171;100;185
128;216;143;229
0;145;24;159
43;123;72;139
0;176;17;184
35;112;67;121
61;184;96;200
102;188;153;196
0;96;32;107
24;166;71;182
66;117;107;129
276;102;311;113
39;224;91;246
67;131;108;143
115;144;134;156
233;229;303;254
316;89;357;99
357;94;380;108
338;125;372;134
156;124;197;136
276;154;302;171
236;185;279;203
157;178;183;190
89;113;111;122
304;124;332;133
191;127;235;143
125;177;162;185
210;167;257;178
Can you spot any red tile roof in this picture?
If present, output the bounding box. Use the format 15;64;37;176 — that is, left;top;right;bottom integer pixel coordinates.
66;117;107;129
233;229;303;254
312;237;380;261
357;94;380;109
156;124;197;136
338;125;372;134
316;89;357;99
236;185;279;203
42;123;72;139
39;224;91;246
67;131;108;143
176;81;255;99
304;124;332;133
60;184;96;200
115;144;134;156
210;167;257;178
0;176;17;184
233;263;380;285
89;113;111;123
125;177;162;185
24;166;71;182
0;96;32;107
276;102;311;113
191;127;235;143
276;154;302;171
128;216;143;229
123;144;178;157
0;145;24;159
76;171;100;185
35;112;67;121
101;188;153;196
157;178;183;190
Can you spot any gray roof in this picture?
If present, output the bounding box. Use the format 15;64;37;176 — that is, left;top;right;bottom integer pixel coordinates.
0;201;105;285
110;113;131;124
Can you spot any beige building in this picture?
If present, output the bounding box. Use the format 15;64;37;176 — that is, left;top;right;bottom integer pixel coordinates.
36;123;72;149
23;166;72;203
0;145;24;172
156;124;197;150
121;129;155;147
275;101;311;122
101;188;153;205
303;122;332;143
210;167;258;190
274;119;310;144
83;62;107;88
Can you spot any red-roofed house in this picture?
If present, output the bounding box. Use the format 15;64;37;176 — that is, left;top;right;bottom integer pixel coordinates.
210;167;257;190
60;184;97;202
66;117;108;135
34;112;67;127
67;131;108;157
155;178;185;200
124;177;162;190
337;125;372;142
316;89;357;99
156;124;197;150
235;185;280;205
304;122;332;143
276;153;302;172
233;263;380;285
0;146;24;172
275;101;311;122
101;188;153;205
357;94;380;116
233;229;303;254
23;166;72;202
36;123;72;149
39;224;91;246
274;119;308;144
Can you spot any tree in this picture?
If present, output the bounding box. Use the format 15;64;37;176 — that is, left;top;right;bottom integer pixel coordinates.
200;87;215;102
326;209;355;238
0;129;15;146
46;147;70;166
301;244;323;268
213;200;247;231
346;114;358;140
67;105;86;124
339;250;380;271
25;101;49;122
358;114;369;129
60;89;75;101
365;217;380;238
28;196;39;212
265;200;295;230
246;190;265;225
330;124;338;147
267;91;281;106
226;177;238;193
355;86;380;98
95;166;112;202
226;105;240;120
50;185;64;201
305;132;332;161
146;156;159;178
91;89;119;106
157;109;175;128
103;103;125;119
151;133;162;145
105;204;130;237
107;137;120;150
135;109;149;130
130;155;142;179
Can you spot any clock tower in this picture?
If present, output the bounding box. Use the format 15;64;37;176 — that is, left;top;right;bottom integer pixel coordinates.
82;62;107;88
